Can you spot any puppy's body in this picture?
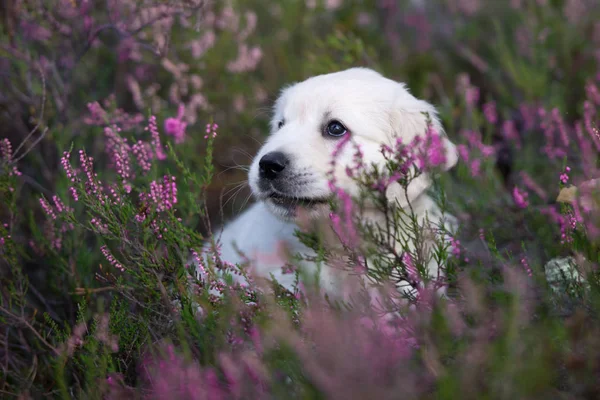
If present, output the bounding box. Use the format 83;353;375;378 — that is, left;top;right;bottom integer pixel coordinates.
213;202;332;291
202;68;458;299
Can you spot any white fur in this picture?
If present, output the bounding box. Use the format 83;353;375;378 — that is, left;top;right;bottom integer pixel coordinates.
200;67;458;300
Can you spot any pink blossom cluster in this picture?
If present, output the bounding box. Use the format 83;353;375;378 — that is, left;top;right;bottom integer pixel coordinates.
164;104;187;144
205;122;219;139
189;30;216;59
131;140;153;172
39;195;73;221
456;74;480;109
100;245;125;272
104;126;132;192
449;236;462;259
149;175;178;212
91;217;109;234
417;126;448;170
146;115;167;161
60;151;79;201
1;138;22;178
78;150;107;204
227;44;263;73
402;252;419;283
512;186;529;209
540;206;580;245
502;119;522;149
135;175;178;230
560;166;571;185
483;101;497;124
84;101;144;130
457;130;495;177
520;256;533;277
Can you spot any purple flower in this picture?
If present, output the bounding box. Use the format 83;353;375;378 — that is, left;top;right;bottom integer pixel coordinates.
512;187;529;208
483;101;497;124
164;105;188;144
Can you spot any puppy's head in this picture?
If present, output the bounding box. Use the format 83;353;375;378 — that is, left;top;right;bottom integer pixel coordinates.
248;67;458;221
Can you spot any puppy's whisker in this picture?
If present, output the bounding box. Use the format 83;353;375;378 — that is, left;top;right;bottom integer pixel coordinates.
215;165;250;181
231;147;256;160
222;183;249;211
237;192;254;214
222;181;248;199
240;133;265;148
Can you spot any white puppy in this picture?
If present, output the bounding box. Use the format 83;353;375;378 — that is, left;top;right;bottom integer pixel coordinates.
202;67;458;300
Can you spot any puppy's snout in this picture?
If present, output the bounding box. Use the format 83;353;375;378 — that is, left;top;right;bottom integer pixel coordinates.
259;151;289;180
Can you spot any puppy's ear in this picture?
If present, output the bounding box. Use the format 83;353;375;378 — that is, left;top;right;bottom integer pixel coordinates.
387;91;458;208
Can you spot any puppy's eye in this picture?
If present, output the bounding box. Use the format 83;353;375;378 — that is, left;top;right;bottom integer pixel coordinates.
277;120;285;129
325;120;348;138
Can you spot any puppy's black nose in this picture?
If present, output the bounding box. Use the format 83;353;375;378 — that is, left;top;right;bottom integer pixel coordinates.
259;151;288;180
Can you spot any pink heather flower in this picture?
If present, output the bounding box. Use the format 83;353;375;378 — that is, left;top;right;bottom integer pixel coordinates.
84;98;144;130
227;44;263;73
104;126;132;191
281;263;297;275
457;144;470;161
40;198;57;220
502;120;521;149
91;218;109;234
520;256;533;277
512;186;529;208
465;87;480;108
469;159;481;177
191;250;206;276
559;211;578;245
164;104;187;144
449;237;461;258
164;118;186;142
190;30;217;59
84;102;108;125
418;127;447;170
20;20;52;42
483;101;497;124
560;166;571;184
100;245;125;272
204;122;219;139
585;80;600;105
146;115;167;160
60;151;77;183
519;103;538;131
1;138;21;177
147;175;178;212
52;195;66;214
78;150;106;203
132;140;153;172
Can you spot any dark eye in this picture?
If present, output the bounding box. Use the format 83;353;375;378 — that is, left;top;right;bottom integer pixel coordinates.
277;120;285;129
325;120;348;137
